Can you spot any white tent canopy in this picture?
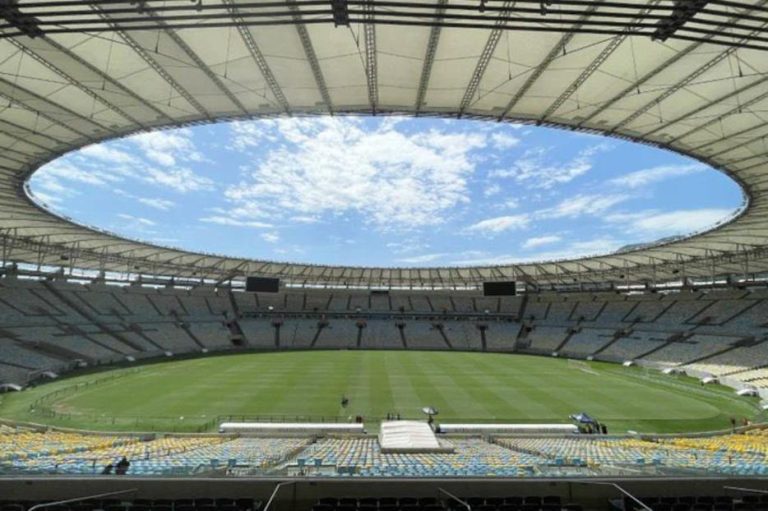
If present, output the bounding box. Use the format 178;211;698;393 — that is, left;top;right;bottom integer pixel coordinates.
218;422;365;434
439;423;579;434
379;420;449;453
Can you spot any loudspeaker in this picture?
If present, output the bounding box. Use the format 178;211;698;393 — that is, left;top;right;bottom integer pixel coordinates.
483;281;517;296
245;277;280;293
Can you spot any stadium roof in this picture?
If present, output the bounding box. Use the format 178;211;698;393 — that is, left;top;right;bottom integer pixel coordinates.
1;0;768;288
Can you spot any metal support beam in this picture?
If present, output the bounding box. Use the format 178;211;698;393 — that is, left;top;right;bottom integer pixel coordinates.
288;0;333;112
145;10;249;115
0;119;60;152
652;0;710;42
498;3;601;120
223;0;291;114
94;4;212;119
0;76;107;138
693;120;768;157
643;73;768;139
458;0;513;115
363;0;377;113
541;34;625;121
34;34;172;123
576;1;767;128
415;0;447;114
8;37;141;127
670;86;768;145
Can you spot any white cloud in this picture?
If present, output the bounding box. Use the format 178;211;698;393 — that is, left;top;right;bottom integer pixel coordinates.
117;213;155;226
200;216;273;228
379;116;408;132
490;132;520;149
450;253;517;266
465;214;530;235
522;235;561;249
610;163;705;189
291;215;321;224
491;143;610;189
539;193;629;219
35;131;213;197
611;208;735;236
387;239;430;255
450;237;625;266
79;144;136;164
261;232;280;244
143;167;214;193
113;189;176;211
500;198;519;210
39;161;122;187
224;118;486;229
150;237;180;244
29;190;62;206
30;173;77;202
30;157;134;209
516;238;626;263
137;197;175;210
396;253;447;264
131;129;201;167
229;121;279;150
566;238;625;256
484;183;502;197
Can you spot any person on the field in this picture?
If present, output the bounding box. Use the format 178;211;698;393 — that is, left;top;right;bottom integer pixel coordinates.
101;463;113;475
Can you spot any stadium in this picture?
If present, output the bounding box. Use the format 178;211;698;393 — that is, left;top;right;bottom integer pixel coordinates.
2;0;768;509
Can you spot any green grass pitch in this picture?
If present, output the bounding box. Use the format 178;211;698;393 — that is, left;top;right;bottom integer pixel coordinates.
0;351;761;434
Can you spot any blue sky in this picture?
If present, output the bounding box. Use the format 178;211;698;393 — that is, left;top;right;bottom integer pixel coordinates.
29;117;745;267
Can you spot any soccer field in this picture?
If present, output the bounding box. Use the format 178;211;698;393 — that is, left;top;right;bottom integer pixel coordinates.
0;351;760;433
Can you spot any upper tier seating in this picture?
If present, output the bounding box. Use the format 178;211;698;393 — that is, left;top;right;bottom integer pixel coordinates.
526;326;568;354
559;328;614;358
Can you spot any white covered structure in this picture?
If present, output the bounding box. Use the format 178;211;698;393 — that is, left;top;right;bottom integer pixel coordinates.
218;422;365;434
379;420;451;453
439;423;579;435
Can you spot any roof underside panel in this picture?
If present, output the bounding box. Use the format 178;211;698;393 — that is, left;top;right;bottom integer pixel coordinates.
251;24;324;110
376;24;429;110
0;0;766;287
424;26;490;110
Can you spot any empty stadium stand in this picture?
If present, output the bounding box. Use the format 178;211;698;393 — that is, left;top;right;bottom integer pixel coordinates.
4;424;768;478
3;275;768;395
